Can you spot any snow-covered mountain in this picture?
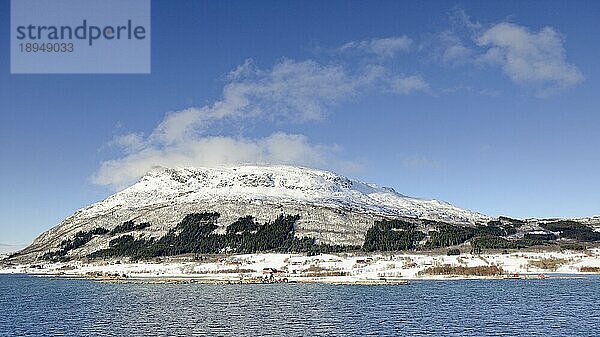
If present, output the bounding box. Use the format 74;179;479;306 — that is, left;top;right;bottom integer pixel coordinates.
15;165;490;262
79;165;489;223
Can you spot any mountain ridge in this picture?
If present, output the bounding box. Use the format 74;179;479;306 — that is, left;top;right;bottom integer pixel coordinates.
11;165;489;261
91;164;489;223
11;165;599;263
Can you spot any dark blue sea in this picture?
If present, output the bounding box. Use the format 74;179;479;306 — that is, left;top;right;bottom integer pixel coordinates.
1;274;599;336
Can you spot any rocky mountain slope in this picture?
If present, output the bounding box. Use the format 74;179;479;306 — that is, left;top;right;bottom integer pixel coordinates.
12;165;490;262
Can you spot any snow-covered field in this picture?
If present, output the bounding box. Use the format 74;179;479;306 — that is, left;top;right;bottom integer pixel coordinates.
2;249;599;283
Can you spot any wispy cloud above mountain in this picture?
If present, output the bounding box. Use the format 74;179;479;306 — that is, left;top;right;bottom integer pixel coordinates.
94;132;345;188
437;8;583;96
146;59;366;146
338;36;413;58
390;75;430;95
94;10;584;188
94;58;382;188
476;23;584;96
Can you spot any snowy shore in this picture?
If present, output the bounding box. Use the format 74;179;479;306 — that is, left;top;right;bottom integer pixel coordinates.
2;249;600;283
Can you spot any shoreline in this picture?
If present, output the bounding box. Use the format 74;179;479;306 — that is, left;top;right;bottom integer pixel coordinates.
3;271;594;284
2;271;593;286
3;249;600;284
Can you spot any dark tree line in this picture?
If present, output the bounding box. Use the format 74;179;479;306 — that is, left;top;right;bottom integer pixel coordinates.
109;221;151;235
44;227;109;261
523;233;557;241
363;219;425;252
88;213;359;260
226;216;259;235
44;213;600;261
540;221;600;242
471;236;519;252
425;222;516;249
426;225;473;248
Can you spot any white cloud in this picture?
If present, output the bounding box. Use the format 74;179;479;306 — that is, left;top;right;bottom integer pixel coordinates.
94;48;439;188
110;133;145;153
339;36;412;58
94;58;379;188
476;22;584;94
440;85;501;97
236;59;358;121
431;9;583;95
435;9;481;65
151;59;360;142
136;58;370;147
97;19;583;188
93;132;342;189
390;75;429;94
443;43;473;64
439;31;473;65
449;7;481;32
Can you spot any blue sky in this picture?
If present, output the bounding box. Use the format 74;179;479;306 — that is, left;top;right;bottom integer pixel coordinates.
1;0;599;244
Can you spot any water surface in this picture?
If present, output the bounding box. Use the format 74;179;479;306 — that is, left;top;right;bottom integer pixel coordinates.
1;275;599;336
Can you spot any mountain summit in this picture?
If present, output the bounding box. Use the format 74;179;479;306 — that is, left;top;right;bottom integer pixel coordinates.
15;165;489;261
97;165;488;223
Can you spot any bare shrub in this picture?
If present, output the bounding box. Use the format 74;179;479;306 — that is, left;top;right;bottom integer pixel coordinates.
528;258;567;271
419;265;503;276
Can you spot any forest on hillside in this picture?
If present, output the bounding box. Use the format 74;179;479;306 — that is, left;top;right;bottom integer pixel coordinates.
42;213;599;262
